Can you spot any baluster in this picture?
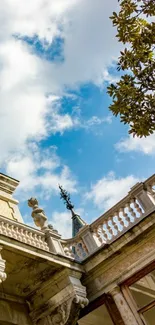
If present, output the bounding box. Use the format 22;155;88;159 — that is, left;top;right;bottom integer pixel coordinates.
102;221;111;240
131;198;143;218
15;227;20;240
107;218;115;238
31;233;36;246
101;223;109;242
33;233;40;247
35;235;40;248
121;207;131;227
24;230;29;244
95;225;104;244
1;222;8;236
44;241;49;251
111;214;119;236
38;235;43;248
8;224;12;237
10;225;17;239
28;232;34;246
31;232;38;247
126;202;136;222
105;220;113;240
20;228;26;243
17;227;23;241
6;223;12;237
26;232;32;245
40;236;46;249
117;209;126;231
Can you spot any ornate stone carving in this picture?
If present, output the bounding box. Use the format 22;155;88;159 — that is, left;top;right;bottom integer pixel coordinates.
50;299;71;325
37;295;88;325
0;245;7;283
30;271;89;325
28;198;48;230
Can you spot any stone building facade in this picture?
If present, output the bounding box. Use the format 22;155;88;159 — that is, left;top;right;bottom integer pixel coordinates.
0;172;155;325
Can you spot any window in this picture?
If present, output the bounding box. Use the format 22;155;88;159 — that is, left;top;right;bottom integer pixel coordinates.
127;269;155;325
78;304;114;325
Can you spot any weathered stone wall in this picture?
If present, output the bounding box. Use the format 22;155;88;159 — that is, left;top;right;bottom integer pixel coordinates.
83;212;155;301
0;299;32;325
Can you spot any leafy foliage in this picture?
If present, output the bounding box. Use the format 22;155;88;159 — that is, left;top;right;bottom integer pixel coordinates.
107;0;155;137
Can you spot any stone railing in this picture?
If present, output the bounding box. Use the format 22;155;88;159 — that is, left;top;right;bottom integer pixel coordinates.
0;215;49;251
0;175;155;262
62;174;155;261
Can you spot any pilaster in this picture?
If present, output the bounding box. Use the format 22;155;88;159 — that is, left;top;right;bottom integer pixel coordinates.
109;286;139;325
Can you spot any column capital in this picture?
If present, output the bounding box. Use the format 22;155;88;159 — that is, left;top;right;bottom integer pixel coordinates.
109;285;121;296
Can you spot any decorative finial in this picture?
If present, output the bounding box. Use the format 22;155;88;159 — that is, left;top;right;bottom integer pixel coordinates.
28;197;48;230
59;185;74;212
59;185;87;237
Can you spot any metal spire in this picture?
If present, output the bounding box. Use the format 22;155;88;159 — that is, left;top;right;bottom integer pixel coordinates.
59;185;74;212
59;185;86;237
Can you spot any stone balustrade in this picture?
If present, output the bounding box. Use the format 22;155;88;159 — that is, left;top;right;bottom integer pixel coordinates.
0;175;155;262
91;197;143;245
62;236;89;261
0;215;49;251
62;174;155;261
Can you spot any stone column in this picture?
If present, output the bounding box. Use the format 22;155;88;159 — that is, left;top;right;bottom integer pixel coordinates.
110;286;139;325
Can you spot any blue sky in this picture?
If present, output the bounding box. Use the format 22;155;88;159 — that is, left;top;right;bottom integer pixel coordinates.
0;0;155;237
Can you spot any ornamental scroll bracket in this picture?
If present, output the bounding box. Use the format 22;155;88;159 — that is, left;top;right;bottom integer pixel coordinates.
0;245;7;283
36;296;88;325
29;272;88;325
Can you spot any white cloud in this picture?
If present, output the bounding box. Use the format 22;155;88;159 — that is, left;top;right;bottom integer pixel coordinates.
50;211;72;238
84;115;112;127
116;133;155;155
5;145;77;200
85;172;140;211
0;0;120;194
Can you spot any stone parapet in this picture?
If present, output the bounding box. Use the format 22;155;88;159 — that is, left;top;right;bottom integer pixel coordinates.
0;174;155;262
0;215;49;251
61;174;155;261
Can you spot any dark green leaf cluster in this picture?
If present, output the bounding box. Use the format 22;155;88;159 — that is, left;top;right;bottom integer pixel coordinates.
108;0;155;137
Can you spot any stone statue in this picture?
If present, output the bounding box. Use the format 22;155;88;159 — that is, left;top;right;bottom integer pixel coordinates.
28;197;48;230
